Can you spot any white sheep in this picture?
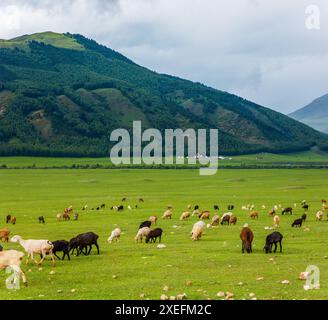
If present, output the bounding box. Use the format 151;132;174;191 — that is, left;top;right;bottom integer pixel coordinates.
149;216;158;225
0;250;27;287
191;221;205;241
10;235;55;266
108;228;122;244
316;211;324;221
135;227;151;243
273;215;280;228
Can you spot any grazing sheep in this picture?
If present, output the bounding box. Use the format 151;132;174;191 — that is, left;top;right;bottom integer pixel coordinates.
128;205;132;210
264;232;283;253
82;205;88;211
6;215;11;224
122;198;127;202
64;206;73;214
162;210;173;220
187;204;192;210
0;229;10;243
210;215;220;227
240;227;254;254
108;228;122;244
194;205;199;210
192;209;199;216
0;250;27;287
63;213;70;221
56;213;63;221
100;204;106;209
139;198;144;203
191;221;206;241
273;215;281;228
214;205;219;211
198;211;210;220
282;207;293;215
52;240;70;261
229;216;237;225
74;213;79;221
149;216;158;225
301;213;307;222
70;232;99;256
291;218;303;228
139;221;152;229
10;235;55;266
167;205;173;210
180;212;190;221
0;245;3;251
302;204;309;211
250;211;259;219
268;209;276;217
145;228;163;243
316;211;324;221
135;227;151;243
38;216;45;224
220;212;232;225
117;205;124;212
228;205;234;211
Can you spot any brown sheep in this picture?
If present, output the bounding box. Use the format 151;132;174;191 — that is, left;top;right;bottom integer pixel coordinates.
0;229;10;242
149;216;158;225
268;209;276;217
10;217;16;225
198;211;210;220
211;214;220;227
162;210;172;220
63;213;70;221
180;212;190;221
240;226;254;254
229;216;237;225
250;211;259;219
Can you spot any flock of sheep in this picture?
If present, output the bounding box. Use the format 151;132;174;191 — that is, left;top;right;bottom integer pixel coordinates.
0;198;327;288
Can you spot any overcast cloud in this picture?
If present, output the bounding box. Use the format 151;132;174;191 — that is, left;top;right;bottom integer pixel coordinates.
0;0;327;113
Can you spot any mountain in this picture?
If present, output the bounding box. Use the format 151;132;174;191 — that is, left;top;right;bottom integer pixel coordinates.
289;94;328;134
0;31;327;157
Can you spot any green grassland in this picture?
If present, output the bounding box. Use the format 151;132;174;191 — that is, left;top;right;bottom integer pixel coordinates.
0;168;328;300
0;150;328;169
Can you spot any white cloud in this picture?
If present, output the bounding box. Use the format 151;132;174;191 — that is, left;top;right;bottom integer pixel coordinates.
0;0;327;113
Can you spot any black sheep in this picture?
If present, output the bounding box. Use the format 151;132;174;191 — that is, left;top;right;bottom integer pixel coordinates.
282;207;293;215
145;228;163;243
292;218;303;228
139;221;152;229
0;244;3;251
38;216;45;224
73;232;100;256
6;215;11;224
302;204;309;211
228;205;234;211
52;240;70;261
301;213;307;222
214;205;219;211
118;205;124;212
194;205;199;210
264;232;283;253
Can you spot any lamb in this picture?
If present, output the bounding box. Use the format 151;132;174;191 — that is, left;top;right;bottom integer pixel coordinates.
0;228;10;242
108;228;122;244
316;211;324;221
10;235;55;266
0;250;27;287
145;228;163;243
149;216;158;225
139;221;152;229
162;210;173;220
264;232;283;253
52;240;70;261
135;227;151;243
180;212;190;221
273;215;280;228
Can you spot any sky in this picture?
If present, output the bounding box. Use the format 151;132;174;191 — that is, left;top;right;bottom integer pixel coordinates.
0;0;327;114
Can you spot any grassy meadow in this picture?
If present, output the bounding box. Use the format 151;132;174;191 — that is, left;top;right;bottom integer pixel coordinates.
0;168;328;300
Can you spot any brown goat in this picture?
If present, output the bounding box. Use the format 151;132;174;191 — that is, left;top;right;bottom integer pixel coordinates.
240;226;254;254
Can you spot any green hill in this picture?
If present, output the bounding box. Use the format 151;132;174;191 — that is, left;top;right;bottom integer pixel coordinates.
289;93;328;133
0;32;327;157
